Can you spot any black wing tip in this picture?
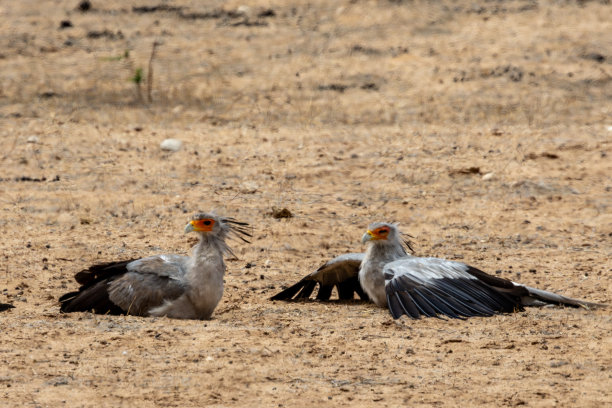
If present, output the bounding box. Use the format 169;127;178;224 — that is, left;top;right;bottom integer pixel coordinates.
0;303;15;312
74;270;94;285
269;290;291;301
271;276;365;302
59;296;124;315
269;280;310;301
386;277;513;320
60;268;129;316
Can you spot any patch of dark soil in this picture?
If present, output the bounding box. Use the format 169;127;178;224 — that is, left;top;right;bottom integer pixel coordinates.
87;30;124;40
132;5;183;14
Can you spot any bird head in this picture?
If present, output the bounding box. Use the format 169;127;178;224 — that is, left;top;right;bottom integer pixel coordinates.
185;212;251;243
361;222;397;243
361;222;414;252
185;213;219;234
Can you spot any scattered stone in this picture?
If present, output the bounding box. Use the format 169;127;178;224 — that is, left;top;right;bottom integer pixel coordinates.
268;207;293;219
59;20;73;29
132;5;183;14
26;136;39;143
77;0;91;12
257;9;276;18
237;5;251;15
351;44;383;56
87;30;124;40
360;82;379;90
46;377;70;386
40;91;59;98
239;182;258;194
487;65;523;82
449;167;481;176
582;52;605;63
160;138;183;152
482;172;495;181
525;152;559;160
318;83;349;92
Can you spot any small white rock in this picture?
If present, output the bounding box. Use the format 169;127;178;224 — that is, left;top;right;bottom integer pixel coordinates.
240;182;258;194
482;172;495;181
237;5;251;14
160;138;183;152
27;136;39;143
607;125;612;132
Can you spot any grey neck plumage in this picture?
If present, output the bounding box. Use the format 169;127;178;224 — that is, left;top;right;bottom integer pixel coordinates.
359;238;409;307
365;238;409;265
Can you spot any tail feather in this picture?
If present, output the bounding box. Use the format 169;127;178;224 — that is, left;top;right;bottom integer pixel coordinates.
522;285;608;309
60;260;136;314
59;280;124;315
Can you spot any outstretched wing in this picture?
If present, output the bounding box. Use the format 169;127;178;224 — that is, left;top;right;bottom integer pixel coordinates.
60;255;189;315
270;253;369;301
384;257;528;319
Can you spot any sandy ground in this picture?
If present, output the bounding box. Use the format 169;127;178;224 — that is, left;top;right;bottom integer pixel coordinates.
1;0;611;406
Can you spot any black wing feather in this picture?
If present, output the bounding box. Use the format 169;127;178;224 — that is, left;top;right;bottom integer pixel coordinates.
408;289;443;318
270;254;365;302
387;293;405;319
433;279;500;314
0;303;15;312
416;286;462;319
337;276;362;299
383;256;529;319
393;291;421;319
60;259;138;314
420;287;479;318
295;280;317;299
269;279;310;301
316;285;334;300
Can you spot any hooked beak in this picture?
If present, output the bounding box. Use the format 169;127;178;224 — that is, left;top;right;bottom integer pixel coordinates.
184;221;195;233
361;230;376;243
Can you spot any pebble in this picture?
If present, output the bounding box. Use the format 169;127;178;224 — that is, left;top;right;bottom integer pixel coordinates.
160;138;182;152
27;136;39;143
482;172;495;181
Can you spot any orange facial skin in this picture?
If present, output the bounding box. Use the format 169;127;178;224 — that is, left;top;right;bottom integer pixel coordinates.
365;227;390;241
187;218;215;232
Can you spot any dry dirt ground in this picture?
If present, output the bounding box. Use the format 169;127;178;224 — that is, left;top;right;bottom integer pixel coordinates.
1;0;611;406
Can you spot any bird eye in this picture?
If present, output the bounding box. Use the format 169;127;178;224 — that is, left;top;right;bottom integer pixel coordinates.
378;229;388;234
203;220;212;226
